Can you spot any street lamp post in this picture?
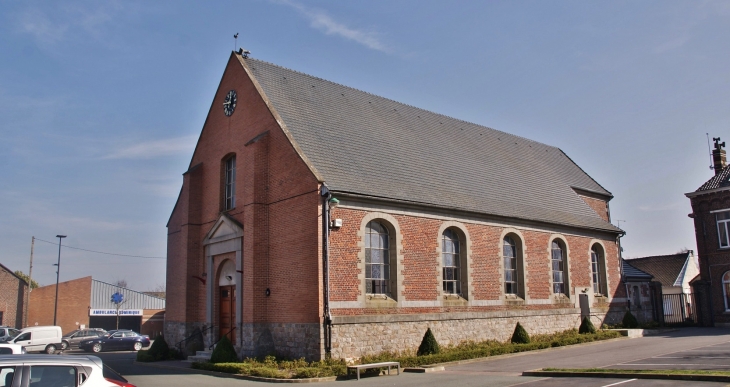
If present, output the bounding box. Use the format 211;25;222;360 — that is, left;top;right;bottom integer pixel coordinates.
53;235;66;326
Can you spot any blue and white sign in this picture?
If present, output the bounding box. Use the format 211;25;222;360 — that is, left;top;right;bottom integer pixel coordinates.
89;309;142;316
111;292;124;305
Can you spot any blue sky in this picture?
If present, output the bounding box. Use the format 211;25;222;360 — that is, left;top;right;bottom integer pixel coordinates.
2;0;729;290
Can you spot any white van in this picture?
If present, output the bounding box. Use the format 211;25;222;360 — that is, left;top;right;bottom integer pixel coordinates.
9;326;63;354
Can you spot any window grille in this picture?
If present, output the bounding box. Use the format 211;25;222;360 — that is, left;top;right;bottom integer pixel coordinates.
551;241;565;294
504;236;518;295
442;229;460;295
365;221;389;295
591;247;602;295
224;156;236;210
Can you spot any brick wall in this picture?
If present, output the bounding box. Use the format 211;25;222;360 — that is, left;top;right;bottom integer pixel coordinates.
165;53;322;353
579;195;610;222
0;266;28;328
28;276;91;334
689;190;730;325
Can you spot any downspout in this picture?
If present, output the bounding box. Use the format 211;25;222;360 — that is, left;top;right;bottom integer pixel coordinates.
320;185;332;357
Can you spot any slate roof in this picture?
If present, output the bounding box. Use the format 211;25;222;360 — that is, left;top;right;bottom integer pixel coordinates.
695;166;730;192
242;56;621;233
621;259;653;281
623;253;691;287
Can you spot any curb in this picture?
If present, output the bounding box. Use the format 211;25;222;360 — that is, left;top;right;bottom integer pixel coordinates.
404;366;444;373
522;370;730;383
133;361;337;383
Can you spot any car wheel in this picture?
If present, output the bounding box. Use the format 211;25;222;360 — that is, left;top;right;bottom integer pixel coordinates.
45;344;57;354
61;341;69;350
133;342;142;351
92;343;102;353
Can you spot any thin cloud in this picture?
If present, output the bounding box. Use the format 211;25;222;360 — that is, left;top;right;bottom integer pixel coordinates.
104;135;197;160
654;35;690;54
275;0;389;53
638;202;682;212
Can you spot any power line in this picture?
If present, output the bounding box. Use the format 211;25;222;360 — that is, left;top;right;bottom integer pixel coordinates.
34;238;165;259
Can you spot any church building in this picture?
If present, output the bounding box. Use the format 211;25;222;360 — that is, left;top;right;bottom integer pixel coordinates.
165;50;626;360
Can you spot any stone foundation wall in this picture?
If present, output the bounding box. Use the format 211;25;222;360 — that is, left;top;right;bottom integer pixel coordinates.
239;323;323;361
330;308;623;360
164;321;212;355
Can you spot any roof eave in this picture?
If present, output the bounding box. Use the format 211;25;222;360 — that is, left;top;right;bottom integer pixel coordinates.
686;185;730;198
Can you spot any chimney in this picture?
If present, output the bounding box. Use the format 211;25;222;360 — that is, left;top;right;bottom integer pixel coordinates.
713;137;726;175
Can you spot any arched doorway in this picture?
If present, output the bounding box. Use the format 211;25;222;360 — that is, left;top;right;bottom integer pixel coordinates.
218;260;236;342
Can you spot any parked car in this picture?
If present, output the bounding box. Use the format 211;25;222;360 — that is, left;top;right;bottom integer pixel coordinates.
0;327;19;343
79;331;150;353
61;328;107;350
0;354;136;386
7;326;63;354
0;344;25;354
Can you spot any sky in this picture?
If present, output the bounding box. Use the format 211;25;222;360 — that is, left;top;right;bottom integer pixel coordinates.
2;0;730;291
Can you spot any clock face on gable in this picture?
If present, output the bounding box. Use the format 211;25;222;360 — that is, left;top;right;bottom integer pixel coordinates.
223;90;237;116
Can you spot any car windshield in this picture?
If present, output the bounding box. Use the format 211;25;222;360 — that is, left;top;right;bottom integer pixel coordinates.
7;329;19;339
64;330;80;338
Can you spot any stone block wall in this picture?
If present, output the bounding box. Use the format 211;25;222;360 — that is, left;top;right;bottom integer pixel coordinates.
330;308;623;360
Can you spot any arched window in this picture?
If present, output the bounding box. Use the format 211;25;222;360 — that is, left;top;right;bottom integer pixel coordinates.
442;229;461;295
591;245;607;296
365;221;390;295
223;155;236;210
551;240;568;295
724;272;730;312
504;236;518;295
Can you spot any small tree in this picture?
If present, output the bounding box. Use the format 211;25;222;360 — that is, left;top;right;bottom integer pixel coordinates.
417;328;440;356
147;335;170;361
579;317;597;334
14;271;39;289
511;322;530;344
210;335;238;363
622;311;639;328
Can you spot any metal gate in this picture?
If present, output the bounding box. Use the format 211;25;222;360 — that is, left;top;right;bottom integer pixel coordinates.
662;293;697;325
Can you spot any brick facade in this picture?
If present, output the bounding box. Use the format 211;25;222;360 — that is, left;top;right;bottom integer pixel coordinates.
0;264;28;328
688;189;730;326
165;53;626;361
29;276;91;332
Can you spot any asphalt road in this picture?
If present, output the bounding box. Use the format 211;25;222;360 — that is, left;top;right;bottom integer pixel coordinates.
67;327;730;387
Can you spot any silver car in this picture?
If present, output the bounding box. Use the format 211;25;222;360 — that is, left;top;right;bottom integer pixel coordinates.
0;354;134;387
61;329;107;350
0;328;19;344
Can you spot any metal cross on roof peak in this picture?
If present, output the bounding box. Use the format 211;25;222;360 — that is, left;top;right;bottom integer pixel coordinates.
714;137;726;150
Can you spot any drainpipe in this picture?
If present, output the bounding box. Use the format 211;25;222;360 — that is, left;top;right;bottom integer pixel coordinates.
320;185;332;357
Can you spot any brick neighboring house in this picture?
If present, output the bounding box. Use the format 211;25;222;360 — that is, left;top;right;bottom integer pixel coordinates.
166;51;627;361
687;138;730;327
29;277;165;336
0;264;29;328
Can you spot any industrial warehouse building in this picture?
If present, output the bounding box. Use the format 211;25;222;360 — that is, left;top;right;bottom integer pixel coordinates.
29;276;165;336
166;51;626;361
0;263;29;328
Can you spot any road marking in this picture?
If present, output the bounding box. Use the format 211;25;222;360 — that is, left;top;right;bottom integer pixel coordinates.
506;377;550;386
655;356;730;359
602;339;730;369
600;379;637;387
623;363;730;366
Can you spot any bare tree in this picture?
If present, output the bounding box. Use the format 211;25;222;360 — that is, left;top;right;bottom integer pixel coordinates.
115;279;128;289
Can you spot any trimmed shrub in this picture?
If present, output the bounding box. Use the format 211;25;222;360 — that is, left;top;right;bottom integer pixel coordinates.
209;335;238;363
511;322;530;344
579;317;597;334
136;350;154;362
146;335;170;361
417;328;440;356
622;311;639;328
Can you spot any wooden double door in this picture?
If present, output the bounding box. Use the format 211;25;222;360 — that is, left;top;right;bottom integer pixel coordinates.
219;285;236;342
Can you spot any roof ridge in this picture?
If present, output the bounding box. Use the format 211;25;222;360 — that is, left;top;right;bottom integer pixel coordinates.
625;252;689;261
244;57;560;151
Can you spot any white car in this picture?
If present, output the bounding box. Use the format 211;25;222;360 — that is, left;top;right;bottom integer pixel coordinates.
0;344;25;355
0;354;135;386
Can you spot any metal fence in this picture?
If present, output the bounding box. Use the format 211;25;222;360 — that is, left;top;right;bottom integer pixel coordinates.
662;293;697;325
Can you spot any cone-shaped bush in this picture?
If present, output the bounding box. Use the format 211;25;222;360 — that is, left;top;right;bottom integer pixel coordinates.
510;322;530;344
417;328;440;356
578;317;597;334
622;311;639;328
147;335;170;360
210;335;238;363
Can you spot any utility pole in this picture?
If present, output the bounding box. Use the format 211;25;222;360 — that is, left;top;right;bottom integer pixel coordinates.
25;237;34;327
53;235;66;326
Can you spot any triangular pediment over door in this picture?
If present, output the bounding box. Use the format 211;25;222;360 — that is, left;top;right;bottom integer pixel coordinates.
203;213;243;246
